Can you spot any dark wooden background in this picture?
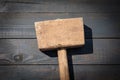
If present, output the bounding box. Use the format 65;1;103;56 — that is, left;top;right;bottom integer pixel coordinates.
0;0;120;80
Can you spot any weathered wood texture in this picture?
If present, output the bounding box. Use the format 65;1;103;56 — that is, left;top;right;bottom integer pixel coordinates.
4;0;120;3
0;65;120;80
58;49;70;80
0;39;119;64
0;13;120;38
0;0;120;80
35;18;85;80
35;18;84;50
0;0;120;12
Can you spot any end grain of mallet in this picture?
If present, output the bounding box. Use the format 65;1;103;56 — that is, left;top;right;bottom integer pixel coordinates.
35;18;85;80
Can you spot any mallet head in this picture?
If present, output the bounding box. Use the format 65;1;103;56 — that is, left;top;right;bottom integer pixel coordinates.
35;18;85;51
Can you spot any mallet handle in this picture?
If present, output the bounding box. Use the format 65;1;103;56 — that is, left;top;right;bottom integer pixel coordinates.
58;48;70;80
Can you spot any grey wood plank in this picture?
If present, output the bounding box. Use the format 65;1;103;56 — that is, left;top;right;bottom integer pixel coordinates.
5;0;120;3
0;65;59;80
0;13;120;38
0;1;120;12
0;65;120;80
0;39;119;64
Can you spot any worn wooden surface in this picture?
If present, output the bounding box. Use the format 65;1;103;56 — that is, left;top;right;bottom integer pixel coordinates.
35;18;84;50
0;13;120;38
0;39;119;64
35;18;85;80
0;0;120;80
58;49;70;80
0;0;120;12
0;65;120;80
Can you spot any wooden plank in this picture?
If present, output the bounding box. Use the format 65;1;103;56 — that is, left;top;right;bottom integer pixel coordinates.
0;39;119;64
5;0;120;4
0;65;120;80
0;13;120;38
0;65;59;80
0;1;120;12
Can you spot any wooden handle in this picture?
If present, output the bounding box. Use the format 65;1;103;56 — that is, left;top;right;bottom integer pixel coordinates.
58;48;70;80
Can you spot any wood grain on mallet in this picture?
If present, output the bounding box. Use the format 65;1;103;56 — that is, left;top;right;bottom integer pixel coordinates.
35;18;85;51
35;18;85;80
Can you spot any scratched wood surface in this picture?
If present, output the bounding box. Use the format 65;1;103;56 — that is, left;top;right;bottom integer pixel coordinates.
0;0;120;12
0;13;120;38
0;0;120;80
0;39;119;64
0;65;120;80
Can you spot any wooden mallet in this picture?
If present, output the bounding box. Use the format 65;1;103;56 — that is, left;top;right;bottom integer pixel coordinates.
35;18;85;80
